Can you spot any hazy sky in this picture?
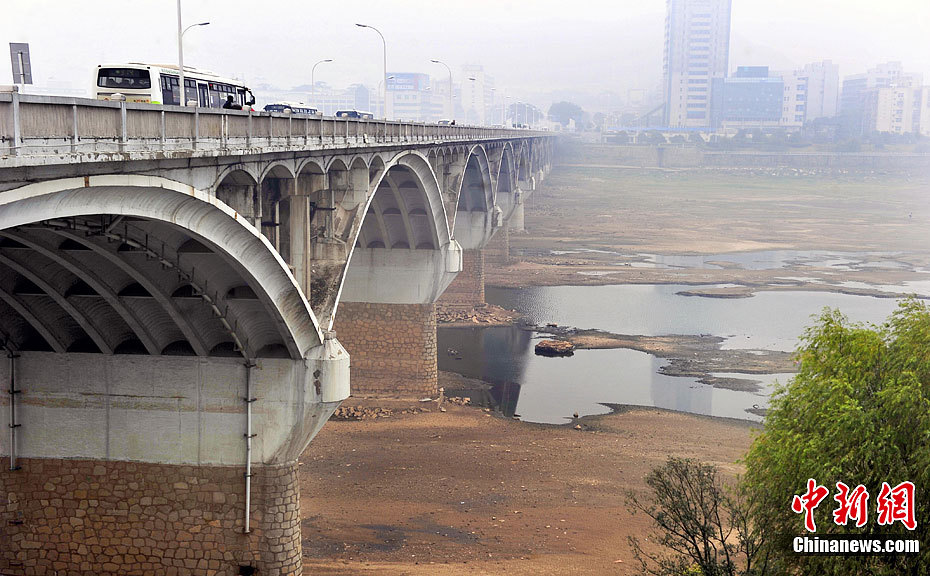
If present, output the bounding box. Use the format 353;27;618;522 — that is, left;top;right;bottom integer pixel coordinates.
2;0;928;109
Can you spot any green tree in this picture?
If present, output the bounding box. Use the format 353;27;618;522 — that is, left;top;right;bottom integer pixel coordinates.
745;301;930;575
548;101;584;127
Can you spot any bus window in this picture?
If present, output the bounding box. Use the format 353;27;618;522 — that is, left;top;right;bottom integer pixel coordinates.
97;68;151;89
161;76;179;105
183;78;197;106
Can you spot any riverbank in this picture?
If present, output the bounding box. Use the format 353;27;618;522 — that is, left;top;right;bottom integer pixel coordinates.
301;398;755;575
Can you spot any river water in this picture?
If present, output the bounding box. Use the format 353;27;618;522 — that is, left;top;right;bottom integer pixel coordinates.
438;283;918;425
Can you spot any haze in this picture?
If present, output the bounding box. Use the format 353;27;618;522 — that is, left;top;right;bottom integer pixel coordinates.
2;0;929;110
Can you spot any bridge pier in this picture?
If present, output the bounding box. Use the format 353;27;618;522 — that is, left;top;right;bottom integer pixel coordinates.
333;302;438;396
437;248;486;309
507;191;526;233
0;346;348;576
2;458;302;575
484;226;511;266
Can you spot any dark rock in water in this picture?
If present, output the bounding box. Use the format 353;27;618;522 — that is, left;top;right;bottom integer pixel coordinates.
535;339;575;357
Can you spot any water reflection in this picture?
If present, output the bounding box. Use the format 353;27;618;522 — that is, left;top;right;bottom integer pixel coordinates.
488;284;902;351
438;284;909;424
438;325;783;424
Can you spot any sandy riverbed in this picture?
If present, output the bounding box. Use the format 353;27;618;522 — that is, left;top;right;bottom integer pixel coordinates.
301;399;754;575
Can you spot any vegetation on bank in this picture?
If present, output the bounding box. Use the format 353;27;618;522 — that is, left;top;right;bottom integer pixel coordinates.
633;299;930;575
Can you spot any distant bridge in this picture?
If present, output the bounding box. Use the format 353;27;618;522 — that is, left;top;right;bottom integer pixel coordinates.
0;89;553;575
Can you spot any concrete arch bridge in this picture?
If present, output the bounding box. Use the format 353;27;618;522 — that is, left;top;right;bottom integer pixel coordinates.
0;91;553;575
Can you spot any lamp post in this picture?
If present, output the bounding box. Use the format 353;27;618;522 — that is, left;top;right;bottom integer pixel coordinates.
467;76;477;125
310;58;332;106
378;75;395;118
176;0;208;107
355;23;386;118
430;59;453;120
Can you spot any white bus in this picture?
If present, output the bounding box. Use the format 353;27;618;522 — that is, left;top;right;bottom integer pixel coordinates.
94;63;255;108
263;102;321;116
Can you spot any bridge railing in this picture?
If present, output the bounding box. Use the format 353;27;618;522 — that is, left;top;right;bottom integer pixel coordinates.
0;90;548;160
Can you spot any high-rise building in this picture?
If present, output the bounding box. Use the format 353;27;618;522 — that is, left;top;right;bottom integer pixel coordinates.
841;62;925;135
663;0;732;129
460;65;495;126
780;60;840;127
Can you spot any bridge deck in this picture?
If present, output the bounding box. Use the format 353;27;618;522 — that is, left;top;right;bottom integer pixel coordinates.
0;91;547;167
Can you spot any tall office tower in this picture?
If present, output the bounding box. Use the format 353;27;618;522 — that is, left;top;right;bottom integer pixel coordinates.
663;0;732;129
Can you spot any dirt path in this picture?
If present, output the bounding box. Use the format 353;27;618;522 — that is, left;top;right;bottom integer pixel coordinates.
300;402;754;575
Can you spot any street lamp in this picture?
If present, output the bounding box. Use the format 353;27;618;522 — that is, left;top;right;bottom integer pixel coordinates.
176;0;208;107
378;75;395;118
430;59;453;121
310;58;333;106
467;76;477;125
356;23;386;118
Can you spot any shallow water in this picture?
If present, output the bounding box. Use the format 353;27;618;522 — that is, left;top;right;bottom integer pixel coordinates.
487;284;902;351
547;249;915;272
438;325;788;424
438;284;912;424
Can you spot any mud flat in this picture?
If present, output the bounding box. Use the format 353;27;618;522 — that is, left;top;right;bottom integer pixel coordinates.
491;167;930;292
301;399;753;576
537;328;796;392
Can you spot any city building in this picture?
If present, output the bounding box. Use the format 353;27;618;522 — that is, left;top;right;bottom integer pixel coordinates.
863;84;930;136
313;84;374;116
663;0;732;129
780;60;840;127
386;73;437;122
840;62;924;135
460;65;495;126
710;66;783;131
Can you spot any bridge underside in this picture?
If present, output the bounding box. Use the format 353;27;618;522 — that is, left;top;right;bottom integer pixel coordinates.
0;119;553;574
0;216;294;359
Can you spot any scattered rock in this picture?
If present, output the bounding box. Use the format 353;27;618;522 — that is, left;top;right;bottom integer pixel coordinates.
330;406;398;421
535;339;575;357
574;424;582;430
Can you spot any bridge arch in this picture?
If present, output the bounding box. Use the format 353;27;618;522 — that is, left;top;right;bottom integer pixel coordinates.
452;144;496;250
330;150;459;327
0;175;323;360
496;144;519;219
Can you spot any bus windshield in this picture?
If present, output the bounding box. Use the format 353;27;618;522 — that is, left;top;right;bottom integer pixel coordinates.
97;68;152;89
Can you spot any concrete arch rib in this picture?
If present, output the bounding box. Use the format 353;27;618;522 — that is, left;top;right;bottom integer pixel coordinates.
0;286;66;352
329;150;460;328
450;145;496;250
496;145;518;219
0;230;161;354
50;230;210;357
0;253;113;353
0;175;324;358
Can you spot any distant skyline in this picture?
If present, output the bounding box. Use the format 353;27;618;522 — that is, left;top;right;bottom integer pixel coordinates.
2;0;928;110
